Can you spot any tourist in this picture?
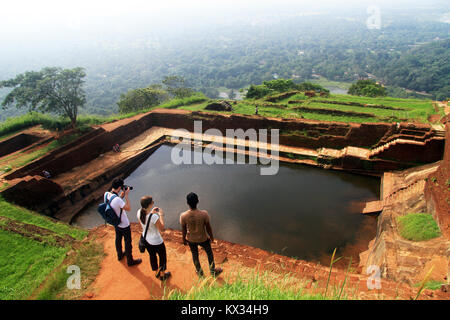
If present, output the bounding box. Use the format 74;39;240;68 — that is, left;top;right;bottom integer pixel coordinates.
180;192;223;277
105;178;142;266
137;196;171;281
42;170;51;178
255;106;258;115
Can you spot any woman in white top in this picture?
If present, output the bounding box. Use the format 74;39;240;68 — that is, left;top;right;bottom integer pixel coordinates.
137;196;171;281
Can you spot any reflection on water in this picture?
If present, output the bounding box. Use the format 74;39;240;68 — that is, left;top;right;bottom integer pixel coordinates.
73;144;379;266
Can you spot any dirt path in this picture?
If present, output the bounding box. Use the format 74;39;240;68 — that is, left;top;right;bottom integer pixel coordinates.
83;224;449;300
85;224;228;300
436;101;450;115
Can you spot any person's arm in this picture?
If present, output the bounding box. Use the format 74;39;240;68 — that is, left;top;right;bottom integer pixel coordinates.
205;221;214;243
153;208;165;233
122;188;131;212
204;212;214;243
180;214;187;245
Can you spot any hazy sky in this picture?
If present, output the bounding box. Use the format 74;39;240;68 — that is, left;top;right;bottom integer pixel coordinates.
2;0;448;35
0;0;448;68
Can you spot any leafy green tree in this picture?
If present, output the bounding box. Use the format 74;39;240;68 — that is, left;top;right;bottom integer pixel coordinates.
296;82;330;94
348;79;387;97
0;67;86;126
435;86;450;101
245;85;273;99
162;75;194;99
117;85;169;113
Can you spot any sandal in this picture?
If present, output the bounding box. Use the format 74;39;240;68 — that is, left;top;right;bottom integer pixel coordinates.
158;272;171;281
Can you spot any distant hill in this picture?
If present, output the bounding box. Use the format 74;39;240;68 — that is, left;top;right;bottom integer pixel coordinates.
375;38;450;100
1;15;449;120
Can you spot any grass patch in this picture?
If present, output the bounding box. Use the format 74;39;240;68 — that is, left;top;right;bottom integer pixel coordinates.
0;112;97;137
167;272;328;300
0;198;90;300
0;132;83;171
0;229;67;300
158;94;209;109
397;213;441;241
307;77;352;91
0;199;87;240
174;93;435;124
35;240;104;300
413;279;445;291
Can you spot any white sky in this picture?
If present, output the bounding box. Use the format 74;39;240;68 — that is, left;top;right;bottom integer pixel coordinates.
0;0;447;41
0;0;429;28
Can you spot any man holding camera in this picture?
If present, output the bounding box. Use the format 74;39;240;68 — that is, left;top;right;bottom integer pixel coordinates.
106;178;141;267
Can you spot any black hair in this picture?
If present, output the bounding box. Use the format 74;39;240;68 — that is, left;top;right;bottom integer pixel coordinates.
186;192;199;209
111;178;124;190
140;196;153;224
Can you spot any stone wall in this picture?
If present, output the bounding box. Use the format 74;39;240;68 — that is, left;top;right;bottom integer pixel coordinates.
425;116;450;239
5;113;155;180
3;109;444;183
359;167;450;285
0;133;41;157
1;175;63;211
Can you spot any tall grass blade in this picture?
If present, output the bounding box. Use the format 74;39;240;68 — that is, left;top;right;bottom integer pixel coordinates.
338;257;352;300
325;248;342;297
414;266;434;300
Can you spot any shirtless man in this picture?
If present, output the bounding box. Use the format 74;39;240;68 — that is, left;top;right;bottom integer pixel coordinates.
180;192;223;277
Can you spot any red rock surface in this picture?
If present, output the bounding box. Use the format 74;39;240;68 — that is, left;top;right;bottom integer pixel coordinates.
425;118;450;239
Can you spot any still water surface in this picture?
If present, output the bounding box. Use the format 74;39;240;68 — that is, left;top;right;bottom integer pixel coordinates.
73;144;379;265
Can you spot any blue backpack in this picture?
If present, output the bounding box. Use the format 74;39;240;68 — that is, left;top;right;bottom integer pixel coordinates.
98;193;123;226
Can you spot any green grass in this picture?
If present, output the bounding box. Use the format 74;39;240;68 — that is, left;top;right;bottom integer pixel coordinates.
168;272;328;300
0;112;99;138
0;198;89;300
0;229;67;300
157;94;209;109
307;77;352;91
0;132;84;172
0;199;87;240
397;213;441;241
36;241;104;300
176;93;436;124
413;280;445;291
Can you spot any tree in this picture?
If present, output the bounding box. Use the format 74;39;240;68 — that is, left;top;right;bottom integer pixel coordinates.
162;75;194;99
296;82;330;94
117;85;169;113
348;79;387;97
245;85;273;99
0;67;86;127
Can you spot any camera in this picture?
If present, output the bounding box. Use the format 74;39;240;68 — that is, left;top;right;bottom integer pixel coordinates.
124;185;133;191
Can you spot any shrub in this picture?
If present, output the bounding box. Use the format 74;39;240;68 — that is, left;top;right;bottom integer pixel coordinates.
397;213;441;241
246;84;274;99
117;86;170;113
348;80;387;97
